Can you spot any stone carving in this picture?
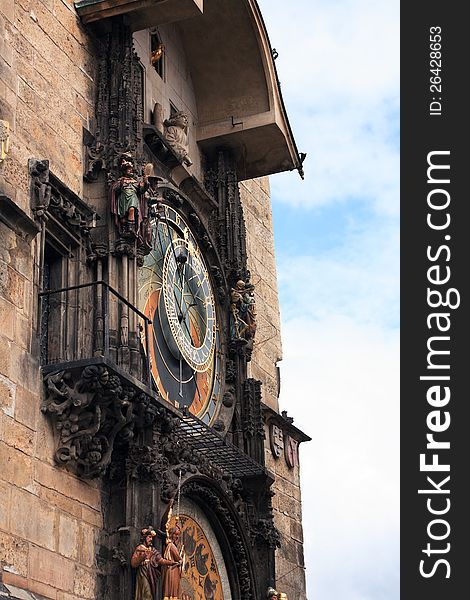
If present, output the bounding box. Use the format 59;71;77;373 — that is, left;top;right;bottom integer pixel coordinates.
284;435;299;469
30;159;96;234
84;20;143;181
0;120;10;163
252;516;281;550
41;365;159;477
30;159;51;221
230;279;257;343
211;265;226;303
163;112;192;166
269;423;284;459
281;410;294;424
189;212;213;252
183;481;255;600
126;444;168;483
110;153;149;235
242;379;264;464
222;387;235;407
225;359;236;384
205;151;248;278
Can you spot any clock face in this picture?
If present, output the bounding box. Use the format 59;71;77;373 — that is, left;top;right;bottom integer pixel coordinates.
138;204;222;424
169;513;225;600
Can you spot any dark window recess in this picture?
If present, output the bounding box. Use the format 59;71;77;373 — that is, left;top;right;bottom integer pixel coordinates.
169;101;179;118
40;241;66;365
150;32;164;78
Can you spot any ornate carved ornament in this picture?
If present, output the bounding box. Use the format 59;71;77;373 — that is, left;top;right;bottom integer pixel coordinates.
229;276;257;356
183;479;257;600
269;423;284;460
42;364;161;478
235;378;265;466
205;150;248;280
29;159;98;246
0;119;10;163
84;19;143;183
284;435;299;470
263;405;311;466
163;111;192;167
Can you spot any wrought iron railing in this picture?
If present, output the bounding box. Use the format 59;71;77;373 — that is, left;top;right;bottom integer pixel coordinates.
39;281;152;384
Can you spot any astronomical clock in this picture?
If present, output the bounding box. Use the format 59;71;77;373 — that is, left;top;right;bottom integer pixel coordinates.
138;202;223;425
168;511;226;600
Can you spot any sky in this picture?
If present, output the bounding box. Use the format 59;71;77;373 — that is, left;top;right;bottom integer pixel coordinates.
257;1;400;599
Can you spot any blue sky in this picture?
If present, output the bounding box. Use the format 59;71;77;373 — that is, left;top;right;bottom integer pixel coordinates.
258;1;399;599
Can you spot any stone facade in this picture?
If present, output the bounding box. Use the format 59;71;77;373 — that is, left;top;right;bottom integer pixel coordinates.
241;177;282;411
241;178;307;599
1;1;308;599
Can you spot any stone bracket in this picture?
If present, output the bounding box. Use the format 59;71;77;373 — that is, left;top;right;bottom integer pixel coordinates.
41;358;164;478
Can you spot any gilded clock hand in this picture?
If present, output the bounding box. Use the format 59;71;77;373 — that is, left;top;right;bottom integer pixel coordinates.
179;354;183;398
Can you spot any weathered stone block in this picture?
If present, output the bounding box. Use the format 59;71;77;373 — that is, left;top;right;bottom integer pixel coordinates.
290;518;304;543
34;416;56;465
34;461;102;511
58;514;79;560
78;524;96;568
0;262;25;308
73;565;95;599
1;0;15;23
80;505;102;529
0;531;29;577
9;488;56;551
0;299;15;341
14;385;38;430
0;480;11;529
38;487;82;520
0;372;16;415
0;441;33;488
29;545;74;592
1;414;34;455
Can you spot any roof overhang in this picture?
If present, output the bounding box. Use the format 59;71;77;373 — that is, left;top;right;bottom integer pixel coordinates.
74;0;204;28
75;0;303;180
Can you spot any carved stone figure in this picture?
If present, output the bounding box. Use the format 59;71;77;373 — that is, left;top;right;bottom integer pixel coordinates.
0;120;10;163
284;434;299;469
230;279;257;342
163;112;193;166
269;423;284;459
111;153;149;235
131;527;177;600
162;525;184;600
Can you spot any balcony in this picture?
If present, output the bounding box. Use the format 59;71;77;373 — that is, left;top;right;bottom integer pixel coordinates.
39;281;265;479
39;280;152;384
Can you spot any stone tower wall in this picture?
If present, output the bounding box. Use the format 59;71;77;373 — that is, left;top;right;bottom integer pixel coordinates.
1;2;101;598
240;177;282;412
240;178;307;599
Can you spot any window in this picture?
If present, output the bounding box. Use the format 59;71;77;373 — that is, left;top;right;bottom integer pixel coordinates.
150;31;164;78
169;101;179;118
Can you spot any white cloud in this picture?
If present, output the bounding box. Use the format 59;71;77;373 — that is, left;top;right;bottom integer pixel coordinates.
257;2;400;598
277;219;399;328
262;0;399;102
275;218;399;599
260;0;400;213
279;315;399;600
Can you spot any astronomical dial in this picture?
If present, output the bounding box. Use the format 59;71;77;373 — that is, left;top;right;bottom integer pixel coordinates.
162;238;216;373
138;203;222;424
